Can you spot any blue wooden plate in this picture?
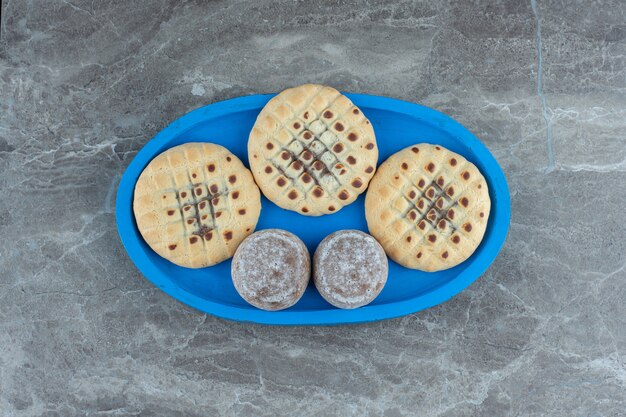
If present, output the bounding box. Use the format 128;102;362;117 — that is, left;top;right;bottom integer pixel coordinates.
115;93;510;325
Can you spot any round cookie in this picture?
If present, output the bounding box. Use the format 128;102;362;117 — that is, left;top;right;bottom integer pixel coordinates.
248;84;378;216
133;143;261;268
313;230;388;309
365;144;491;272
231;229;310;311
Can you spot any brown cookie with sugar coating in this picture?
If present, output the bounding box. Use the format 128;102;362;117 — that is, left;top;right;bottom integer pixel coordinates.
231;229;310;311
313;230;388;309
365;144;490;272
133;143;261;268
248;84;378;216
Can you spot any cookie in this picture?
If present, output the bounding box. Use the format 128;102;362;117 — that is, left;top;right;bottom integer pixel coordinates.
133;143;261;268
248;84;378;216
231;229;310;311
313;230;388;309
365;144;490;272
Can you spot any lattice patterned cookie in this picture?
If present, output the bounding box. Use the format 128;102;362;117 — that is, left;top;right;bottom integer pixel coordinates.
365;144;490;271
248;84;378;216
133;143;261;268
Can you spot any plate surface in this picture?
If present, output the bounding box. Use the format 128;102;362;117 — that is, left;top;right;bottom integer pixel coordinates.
116;93;510;325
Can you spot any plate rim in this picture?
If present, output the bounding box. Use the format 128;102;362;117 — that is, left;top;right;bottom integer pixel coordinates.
115;92;511;325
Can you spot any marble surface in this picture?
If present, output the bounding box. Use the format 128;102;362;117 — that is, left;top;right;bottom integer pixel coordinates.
1;0;625;415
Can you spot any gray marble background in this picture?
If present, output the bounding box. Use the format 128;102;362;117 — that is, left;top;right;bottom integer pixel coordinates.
1;0;625;416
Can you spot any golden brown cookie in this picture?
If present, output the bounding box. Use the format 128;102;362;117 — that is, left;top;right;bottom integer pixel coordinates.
133;143;261;268
365;144;490;271
248;84;377;216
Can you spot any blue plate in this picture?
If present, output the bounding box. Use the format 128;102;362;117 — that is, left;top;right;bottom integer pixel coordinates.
116;93;510;325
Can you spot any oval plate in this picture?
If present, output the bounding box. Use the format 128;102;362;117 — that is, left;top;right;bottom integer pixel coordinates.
116;93;510;325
